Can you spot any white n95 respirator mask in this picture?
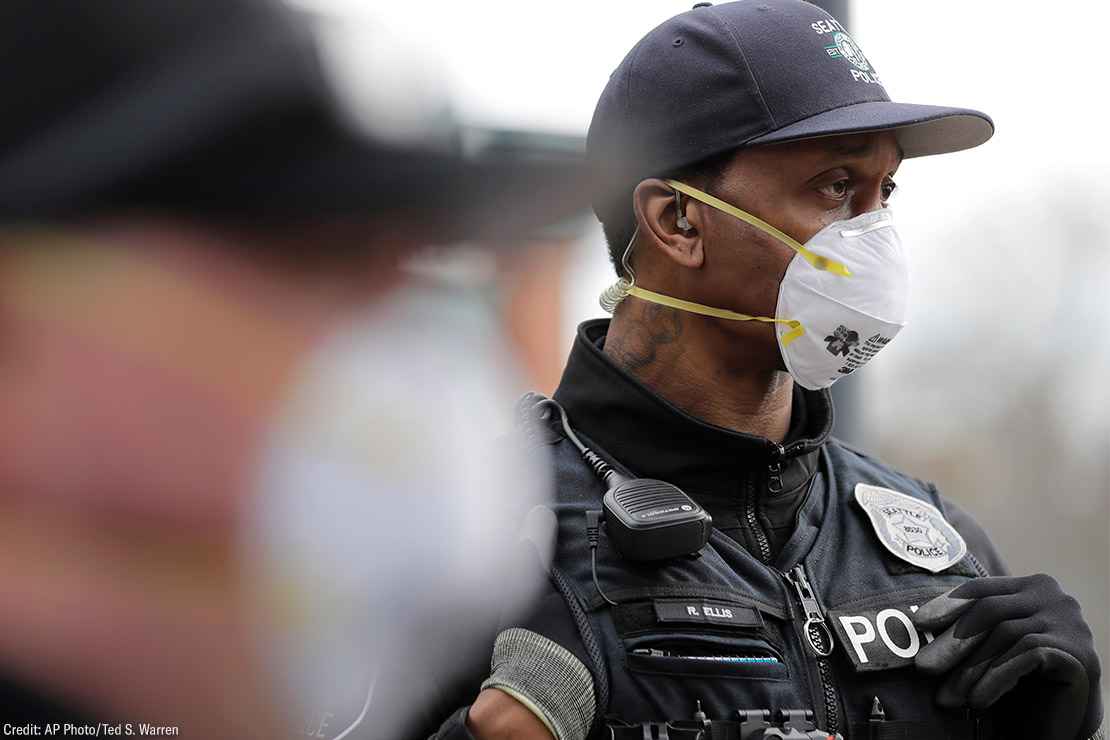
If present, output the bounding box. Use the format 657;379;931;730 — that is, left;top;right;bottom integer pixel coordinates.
600;179;909;390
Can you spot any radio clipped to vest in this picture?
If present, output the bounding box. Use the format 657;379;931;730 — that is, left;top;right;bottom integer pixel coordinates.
601;476;712;562
520;393;712;563
518;394;712;606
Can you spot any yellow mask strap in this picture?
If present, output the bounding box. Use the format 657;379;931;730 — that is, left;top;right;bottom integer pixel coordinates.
665;179;852;277
627;285;805;346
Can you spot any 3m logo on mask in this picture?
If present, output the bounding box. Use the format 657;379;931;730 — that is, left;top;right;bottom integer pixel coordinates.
824;325;860;357
811;18;882;85
829;600;939;672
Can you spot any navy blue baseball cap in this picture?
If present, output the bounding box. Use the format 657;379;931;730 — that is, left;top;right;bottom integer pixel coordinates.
588;0;994;214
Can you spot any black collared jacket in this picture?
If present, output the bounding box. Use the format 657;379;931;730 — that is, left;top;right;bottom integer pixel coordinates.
430;319;1013;740
540;320;1011;739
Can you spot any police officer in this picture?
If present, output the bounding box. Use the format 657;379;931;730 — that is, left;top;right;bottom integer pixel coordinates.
0;0;589;736
433;2;1104;739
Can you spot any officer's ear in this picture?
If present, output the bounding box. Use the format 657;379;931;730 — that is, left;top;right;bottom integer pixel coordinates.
633;179;704;270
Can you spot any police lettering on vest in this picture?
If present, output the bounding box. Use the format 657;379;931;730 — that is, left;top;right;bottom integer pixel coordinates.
829;603;938;672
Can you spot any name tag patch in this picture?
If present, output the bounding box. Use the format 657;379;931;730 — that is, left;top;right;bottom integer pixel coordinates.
828;601;939;671
653;599;763;629
855;484;967;573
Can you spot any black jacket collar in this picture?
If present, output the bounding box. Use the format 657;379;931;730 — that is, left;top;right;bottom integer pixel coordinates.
553;319;833;502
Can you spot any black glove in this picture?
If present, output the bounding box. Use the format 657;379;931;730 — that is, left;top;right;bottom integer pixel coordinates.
912;574;1102;740
430;707;479;740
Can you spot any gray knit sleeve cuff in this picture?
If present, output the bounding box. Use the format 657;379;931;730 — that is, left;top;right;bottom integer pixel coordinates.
480;627;596;740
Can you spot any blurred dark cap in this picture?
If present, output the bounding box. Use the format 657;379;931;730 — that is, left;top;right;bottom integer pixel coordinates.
0;0;589;241
588;0;994;220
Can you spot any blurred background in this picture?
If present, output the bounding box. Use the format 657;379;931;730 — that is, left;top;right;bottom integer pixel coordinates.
1;1;1102;735
298;0;1110;708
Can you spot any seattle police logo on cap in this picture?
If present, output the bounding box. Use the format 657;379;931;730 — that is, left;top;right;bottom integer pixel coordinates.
855;484;966;573
811;18;882;85
829;32;870;71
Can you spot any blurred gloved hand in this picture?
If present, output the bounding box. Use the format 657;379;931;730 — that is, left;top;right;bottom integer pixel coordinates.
912;574;1102;740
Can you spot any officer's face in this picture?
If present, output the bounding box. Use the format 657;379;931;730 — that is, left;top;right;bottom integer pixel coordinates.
686;131;902;370
0;224;404;522
0;222;405;736
721;130;903;242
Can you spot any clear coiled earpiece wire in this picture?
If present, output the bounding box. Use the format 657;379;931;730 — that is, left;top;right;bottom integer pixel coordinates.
598;225;639;314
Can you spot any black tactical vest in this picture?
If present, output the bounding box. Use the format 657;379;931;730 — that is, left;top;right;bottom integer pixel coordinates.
544;434;1000;740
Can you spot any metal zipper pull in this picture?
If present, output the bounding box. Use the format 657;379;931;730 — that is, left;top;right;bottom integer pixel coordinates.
767;443;785;494
785;564;835;657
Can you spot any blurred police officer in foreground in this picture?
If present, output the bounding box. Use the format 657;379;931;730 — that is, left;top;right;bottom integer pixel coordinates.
433;2;1104;740
0;1;590;737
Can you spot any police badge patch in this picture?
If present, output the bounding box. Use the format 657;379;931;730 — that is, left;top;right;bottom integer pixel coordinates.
854;484;967;573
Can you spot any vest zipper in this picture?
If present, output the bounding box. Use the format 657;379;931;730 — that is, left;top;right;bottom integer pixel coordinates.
741;476;772;563
743;443;786;564
783;564;840;735
767;443;786;495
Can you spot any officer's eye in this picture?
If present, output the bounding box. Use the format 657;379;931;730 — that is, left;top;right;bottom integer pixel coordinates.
817;179;850;200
